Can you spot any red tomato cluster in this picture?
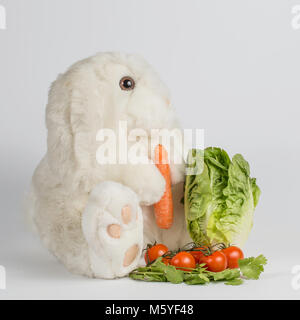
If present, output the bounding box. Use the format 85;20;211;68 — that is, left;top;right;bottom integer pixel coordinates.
144;243;244;273
190;245;244;271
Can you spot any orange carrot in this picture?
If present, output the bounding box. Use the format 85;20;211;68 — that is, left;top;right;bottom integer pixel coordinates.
154;144;173;229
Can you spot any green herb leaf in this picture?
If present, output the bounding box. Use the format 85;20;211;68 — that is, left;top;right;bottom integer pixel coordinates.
129;271;167;282
208;268;241;281
225;278;244;286
238;254;267;279
164;265;184;284
184;273;210;285
151;258;184;284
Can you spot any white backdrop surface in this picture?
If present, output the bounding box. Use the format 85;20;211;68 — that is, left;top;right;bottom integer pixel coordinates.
0;0;300;299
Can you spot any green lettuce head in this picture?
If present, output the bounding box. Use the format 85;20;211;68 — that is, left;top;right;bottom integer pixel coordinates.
184;147;261;247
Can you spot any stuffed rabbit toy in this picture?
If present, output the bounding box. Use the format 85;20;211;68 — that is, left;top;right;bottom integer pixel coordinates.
29;52;190;279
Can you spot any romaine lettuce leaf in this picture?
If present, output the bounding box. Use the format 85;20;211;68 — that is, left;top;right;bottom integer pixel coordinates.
184;149;211;245
184;147;260;247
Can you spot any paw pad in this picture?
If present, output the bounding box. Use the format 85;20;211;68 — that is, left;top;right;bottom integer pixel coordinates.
122;205;132;224
123;244;139;267
107;224;121;238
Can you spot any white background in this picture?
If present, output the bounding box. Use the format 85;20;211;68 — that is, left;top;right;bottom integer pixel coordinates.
0;0;300;299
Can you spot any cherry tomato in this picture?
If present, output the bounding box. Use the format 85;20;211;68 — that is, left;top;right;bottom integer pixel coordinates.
190;247;207;263
162;256;171;265
199;251;227;272
170;251;196;271
144;244;169;264
221;246;244;269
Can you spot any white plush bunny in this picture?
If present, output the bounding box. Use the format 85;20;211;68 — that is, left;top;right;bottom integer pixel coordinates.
29;52;191;279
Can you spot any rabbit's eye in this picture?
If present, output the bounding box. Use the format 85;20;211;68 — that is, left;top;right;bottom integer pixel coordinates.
119;76;135;91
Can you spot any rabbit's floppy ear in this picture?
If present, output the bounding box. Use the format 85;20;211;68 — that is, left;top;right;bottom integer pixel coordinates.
46;61;105;191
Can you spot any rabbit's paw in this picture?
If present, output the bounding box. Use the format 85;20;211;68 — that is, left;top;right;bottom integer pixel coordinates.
82;181;143;279
121;162;166;205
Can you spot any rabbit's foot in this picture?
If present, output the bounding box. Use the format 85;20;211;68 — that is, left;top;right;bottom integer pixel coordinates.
82;181;143;279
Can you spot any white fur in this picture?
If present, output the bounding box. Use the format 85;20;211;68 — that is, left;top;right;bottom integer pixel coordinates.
29;52;190;278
